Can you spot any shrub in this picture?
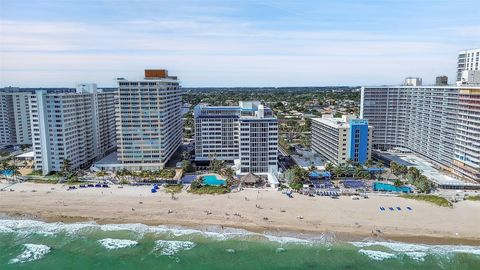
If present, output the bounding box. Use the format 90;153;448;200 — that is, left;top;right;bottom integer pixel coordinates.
400;194;452;207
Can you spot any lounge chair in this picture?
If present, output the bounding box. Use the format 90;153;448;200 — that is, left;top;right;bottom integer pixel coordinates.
389;207;394;211
396;207;401;211
380;207;385;211
407;207;413;211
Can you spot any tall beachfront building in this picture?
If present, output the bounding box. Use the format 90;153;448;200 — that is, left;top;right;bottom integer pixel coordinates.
457;48;480;83
194;101;278;175
311;115;372;165
0;92;32;145
361;85;480;182
115;69;183;170
30;84;116;175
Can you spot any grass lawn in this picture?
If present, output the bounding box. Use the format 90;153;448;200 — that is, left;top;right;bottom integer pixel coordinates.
188;185;230;195
466;195;480;201
164;184;183;194
29;178;60;184
400;194;452;207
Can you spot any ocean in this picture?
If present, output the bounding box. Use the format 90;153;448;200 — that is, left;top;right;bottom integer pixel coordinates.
1;218;479;270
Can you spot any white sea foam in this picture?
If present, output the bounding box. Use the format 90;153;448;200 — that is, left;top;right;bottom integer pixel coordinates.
98;238;138;250
359;249;396;261
351;241;480;259
0;225;15;233
154;240;196;256
0;219;96;236
405;251;428;261
9;244;51;264
263;235;311;245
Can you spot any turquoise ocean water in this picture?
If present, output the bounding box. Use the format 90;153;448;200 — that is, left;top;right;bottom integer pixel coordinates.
1;218;479;270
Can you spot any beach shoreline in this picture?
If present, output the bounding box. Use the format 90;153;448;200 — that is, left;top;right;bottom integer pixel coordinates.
1;182;480;246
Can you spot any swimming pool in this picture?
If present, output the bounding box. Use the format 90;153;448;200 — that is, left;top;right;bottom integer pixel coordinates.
373;182;411;193
1;170;13;177
202;175;226;186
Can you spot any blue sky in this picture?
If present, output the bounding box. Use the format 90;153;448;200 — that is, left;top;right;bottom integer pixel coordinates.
0;0;479;87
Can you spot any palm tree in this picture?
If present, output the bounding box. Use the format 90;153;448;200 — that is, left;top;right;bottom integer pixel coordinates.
1;159;10;180
354;166;366;179
8;164;20;182
333;164;346;178
365;159;373;168
325;163;334;173
60;159;72;177
96;171;107;181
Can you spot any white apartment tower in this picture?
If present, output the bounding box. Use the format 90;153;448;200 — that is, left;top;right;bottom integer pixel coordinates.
457;48;480;84
194;101;278;175
115;69;183;170
0;92;32;145
30;85;116;175
361;85;480;182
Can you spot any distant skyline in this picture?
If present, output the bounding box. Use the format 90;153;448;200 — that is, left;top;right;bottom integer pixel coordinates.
0;0;479;87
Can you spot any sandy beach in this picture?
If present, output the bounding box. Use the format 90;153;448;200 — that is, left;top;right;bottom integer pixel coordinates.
1;182;479;245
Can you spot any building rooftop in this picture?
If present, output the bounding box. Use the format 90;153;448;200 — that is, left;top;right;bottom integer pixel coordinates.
194;101;276;119
375;151;470;185
362;85;480;89
312;115;368;129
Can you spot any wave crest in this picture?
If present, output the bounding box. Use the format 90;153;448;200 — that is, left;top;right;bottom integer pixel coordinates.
9;244;51;264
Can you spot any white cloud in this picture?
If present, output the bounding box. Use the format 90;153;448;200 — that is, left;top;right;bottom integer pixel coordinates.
0;17;475;87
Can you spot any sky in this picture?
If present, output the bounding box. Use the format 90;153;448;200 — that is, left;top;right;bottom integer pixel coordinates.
0;0;479;87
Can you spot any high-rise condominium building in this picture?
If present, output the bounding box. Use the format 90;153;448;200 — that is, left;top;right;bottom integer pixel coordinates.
115;69;183;170
30;84;116;175
403;77;422;86
311;115;372;165
0;92;32;145
435;76;448;86
194;101;278;175
361;85;480;182
457;48;480;83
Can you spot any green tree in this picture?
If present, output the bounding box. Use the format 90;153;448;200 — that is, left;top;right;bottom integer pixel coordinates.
0;159;10;180
304;117;312;131
8;164;20;182
60;159;72;177
181;160;195;173
393;179;403;187
325;163;334;173
365;159;373;168
333;163;347;178
181;151;191;161
208;155;225;174
354;166;368;179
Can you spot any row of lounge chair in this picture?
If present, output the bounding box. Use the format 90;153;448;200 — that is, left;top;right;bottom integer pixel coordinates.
343;180;365;189
316;190;340;197
68;183;109;190
379;206;413;211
